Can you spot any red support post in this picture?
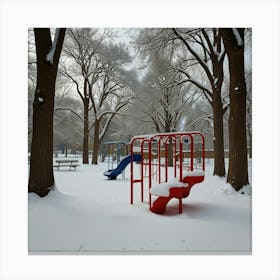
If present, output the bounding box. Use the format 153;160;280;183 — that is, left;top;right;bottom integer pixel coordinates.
130;139;134;204
140;139;145;202
190;135;194;171
158;138;161;183
173;137;177;178
165;138;168;182
179;137;183;182
148;137;153;208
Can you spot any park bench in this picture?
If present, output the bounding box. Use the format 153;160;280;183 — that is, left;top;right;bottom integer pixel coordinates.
53;159;79;171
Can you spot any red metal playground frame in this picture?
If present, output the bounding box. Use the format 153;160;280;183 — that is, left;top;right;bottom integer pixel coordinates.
130;131;205;213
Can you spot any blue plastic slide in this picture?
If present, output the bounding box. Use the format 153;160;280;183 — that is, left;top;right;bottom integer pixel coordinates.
103;154;141;180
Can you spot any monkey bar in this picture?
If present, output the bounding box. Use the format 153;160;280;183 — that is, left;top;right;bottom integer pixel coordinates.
130;131;205;212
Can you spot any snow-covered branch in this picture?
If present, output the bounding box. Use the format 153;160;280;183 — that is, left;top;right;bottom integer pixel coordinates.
46;28;60;64
172;28;214;84
55;107;83;122
185;114;213;130
232;28;243;46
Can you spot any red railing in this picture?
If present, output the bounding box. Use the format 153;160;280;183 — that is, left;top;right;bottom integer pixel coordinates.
130;131;205;207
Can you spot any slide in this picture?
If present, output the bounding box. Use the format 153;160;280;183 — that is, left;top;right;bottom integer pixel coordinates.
103;154;141;180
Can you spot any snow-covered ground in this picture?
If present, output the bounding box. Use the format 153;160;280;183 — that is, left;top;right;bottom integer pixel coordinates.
28;157;252;253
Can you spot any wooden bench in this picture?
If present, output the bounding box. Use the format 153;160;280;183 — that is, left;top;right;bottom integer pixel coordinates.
54;159;79;171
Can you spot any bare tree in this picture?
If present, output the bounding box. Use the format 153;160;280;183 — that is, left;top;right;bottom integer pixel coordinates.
61;28;135;164
54;94;84;154
171;28;228;176
90;62;134;164
220;28;249;190
28;28;66;197
60;28;105;163
133;53;197;166
137;54;194;134
28;30;37;150
136;28;229;176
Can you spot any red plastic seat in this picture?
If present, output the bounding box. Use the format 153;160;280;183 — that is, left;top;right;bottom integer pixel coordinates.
150;173;204;214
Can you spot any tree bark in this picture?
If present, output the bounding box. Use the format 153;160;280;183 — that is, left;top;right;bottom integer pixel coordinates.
211;42;226;177
28;28;66;197
212;91;226;176
82;98;89;164
92;118;100;164
221;28;249;190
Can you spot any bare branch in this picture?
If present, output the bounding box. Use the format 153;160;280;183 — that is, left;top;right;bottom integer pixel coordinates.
55;107;83;122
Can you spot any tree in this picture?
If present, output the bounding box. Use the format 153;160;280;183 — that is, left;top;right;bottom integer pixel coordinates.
220;28;249;190
60;28;104;164
28;28;66;197
28;29;37;151
90;63;134;164
54;94;84;154
61;29;135;164
100;69;141;142
171;28;228;176
137;54;194;134
136;28;229;176
133;53;197;166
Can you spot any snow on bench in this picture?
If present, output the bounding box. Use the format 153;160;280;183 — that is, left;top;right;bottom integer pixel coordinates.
53;159;79;171
53;164;79;171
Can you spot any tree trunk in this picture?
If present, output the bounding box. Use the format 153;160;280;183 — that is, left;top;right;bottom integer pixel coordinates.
82;98;89;164
92;118;100;164
28;28;66;197
167;141;174;167
247;120;252;159
211;45;226;177
212;92;226;176
221;28;249;190
65;144;68;157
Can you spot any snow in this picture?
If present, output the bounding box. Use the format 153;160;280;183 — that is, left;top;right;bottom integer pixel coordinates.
46;28;60;64
183;170;205;177
150;170;205;197
238;184;252;196
38;97;43;103
150;177;187;197
221;183;236;194
232;28;243;46
28;157;252;253
234;86;239;91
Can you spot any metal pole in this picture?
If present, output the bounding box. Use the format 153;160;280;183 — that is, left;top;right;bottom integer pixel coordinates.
180;136;183;182
130;140;134;204
148;137;153;208
174;137;177;178
140;139;146;203
165;137;168;182
190;135;194;171
158;138;161;183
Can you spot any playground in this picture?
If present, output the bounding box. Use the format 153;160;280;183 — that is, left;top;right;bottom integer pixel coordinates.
28;132;252;252
26;27;253;254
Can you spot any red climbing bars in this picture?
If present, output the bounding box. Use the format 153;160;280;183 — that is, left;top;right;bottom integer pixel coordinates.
130;131;205;208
